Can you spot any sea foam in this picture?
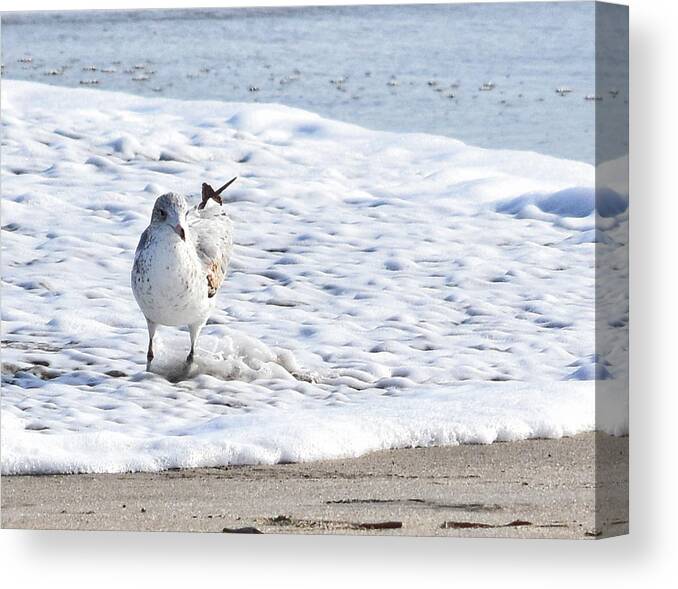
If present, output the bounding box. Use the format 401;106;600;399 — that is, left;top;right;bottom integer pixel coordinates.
1;81;628;474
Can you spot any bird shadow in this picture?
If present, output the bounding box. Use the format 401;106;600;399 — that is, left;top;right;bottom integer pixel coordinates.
163;361;196;383
141;357;196;383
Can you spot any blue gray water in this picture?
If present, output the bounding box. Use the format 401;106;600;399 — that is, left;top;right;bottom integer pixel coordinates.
1;3;627;163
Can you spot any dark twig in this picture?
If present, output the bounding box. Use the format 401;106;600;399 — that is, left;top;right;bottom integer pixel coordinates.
199;177;237;210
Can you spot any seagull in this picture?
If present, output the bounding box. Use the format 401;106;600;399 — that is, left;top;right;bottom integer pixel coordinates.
131;178;236;370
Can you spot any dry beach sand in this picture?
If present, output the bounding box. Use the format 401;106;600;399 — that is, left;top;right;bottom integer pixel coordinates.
1;433;628;539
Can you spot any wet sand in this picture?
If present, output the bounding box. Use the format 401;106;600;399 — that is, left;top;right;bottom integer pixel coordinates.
1;432;628;539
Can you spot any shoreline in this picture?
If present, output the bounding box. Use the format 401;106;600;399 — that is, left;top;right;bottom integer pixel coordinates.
1;433;628;538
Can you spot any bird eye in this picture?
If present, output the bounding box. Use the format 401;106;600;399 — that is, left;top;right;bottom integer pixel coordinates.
158;209;166;219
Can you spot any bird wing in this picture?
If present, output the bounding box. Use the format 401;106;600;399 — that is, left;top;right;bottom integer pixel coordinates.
134;227;151;257
132;226;152;272
188;203;233;298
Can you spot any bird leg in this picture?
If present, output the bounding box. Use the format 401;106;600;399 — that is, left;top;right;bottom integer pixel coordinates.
146;319;157;371
186;321;205;364
199;177;237;210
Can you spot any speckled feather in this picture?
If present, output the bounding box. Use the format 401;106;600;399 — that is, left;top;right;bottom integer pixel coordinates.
189;202;233;298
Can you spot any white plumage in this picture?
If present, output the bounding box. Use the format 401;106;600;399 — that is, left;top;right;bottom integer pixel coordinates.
131;179;235;369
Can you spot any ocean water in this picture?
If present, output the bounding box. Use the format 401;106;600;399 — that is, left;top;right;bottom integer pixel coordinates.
1;2;626;163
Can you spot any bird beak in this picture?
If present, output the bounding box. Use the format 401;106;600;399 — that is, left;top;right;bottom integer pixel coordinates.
174;224;186;241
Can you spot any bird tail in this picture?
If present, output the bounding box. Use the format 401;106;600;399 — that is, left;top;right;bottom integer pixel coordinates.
199;177;237;210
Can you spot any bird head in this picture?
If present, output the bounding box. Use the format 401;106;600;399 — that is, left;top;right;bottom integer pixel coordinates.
151;192;188;241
